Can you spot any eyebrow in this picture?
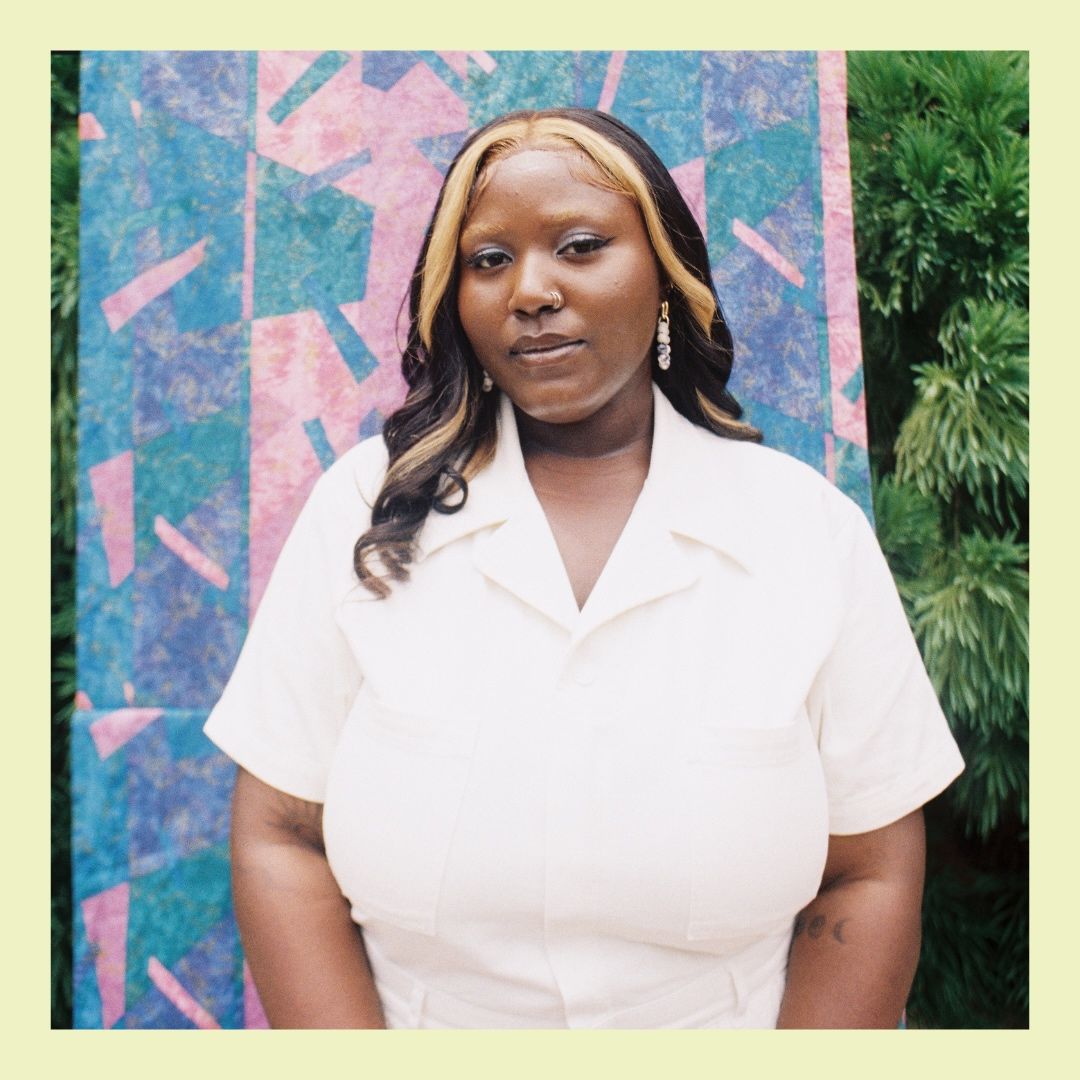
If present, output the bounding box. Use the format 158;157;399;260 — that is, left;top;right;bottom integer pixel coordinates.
459;208;613;249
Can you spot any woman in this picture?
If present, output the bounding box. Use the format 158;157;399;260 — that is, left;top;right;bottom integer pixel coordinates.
205;108;963;1028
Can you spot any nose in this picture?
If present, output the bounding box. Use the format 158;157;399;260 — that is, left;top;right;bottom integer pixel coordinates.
507;252;559;318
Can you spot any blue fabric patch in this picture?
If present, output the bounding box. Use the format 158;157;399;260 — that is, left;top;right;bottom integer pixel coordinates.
141;52;251;145
362;51;421;91
304;417;338;471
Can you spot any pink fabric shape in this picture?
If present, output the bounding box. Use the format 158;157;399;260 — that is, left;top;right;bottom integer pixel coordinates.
100;238;209;333
243;961;270;1028
147;957;222;1029
78;112;106;140
670;157;708;242
469;51;497;75
257;53;368;175
81;883;130;1029
434;51;497;78
123;681;135;705
243;151;257;322
153;515;230;590
249;311;377;616
130;99;142;125
88;449;134;587
336;144;443;377
817;50;867;449
89;708;164;760
436;51;471;79
731;218;806;289
75;690;93;710
377;61;470;143
255;51;465;373
597;52;627;113
257;51;326;120
259;54;468;177
328;63;464;378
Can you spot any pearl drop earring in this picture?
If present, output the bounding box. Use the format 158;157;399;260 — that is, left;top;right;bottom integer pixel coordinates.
656;301;671;371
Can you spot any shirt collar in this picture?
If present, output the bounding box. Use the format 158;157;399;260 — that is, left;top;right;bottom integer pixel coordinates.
416;383;762;574
644;384;763;574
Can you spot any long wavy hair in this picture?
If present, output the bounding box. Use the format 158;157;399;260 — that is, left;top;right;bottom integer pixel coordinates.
353;107;761;597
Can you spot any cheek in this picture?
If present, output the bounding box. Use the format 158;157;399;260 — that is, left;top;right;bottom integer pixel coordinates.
605;261;661;325
604;279;660;342
457;288;493;352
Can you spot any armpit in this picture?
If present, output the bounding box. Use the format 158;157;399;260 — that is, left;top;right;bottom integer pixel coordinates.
236;766;327;854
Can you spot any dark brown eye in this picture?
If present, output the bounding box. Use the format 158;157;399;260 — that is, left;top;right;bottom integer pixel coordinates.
560;236;610;256
465;249;510;270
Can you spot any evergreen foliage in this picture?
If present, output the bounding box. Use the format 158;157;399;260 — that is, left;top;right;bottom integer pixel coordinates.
52;50;78;1029
847;51;1028;1027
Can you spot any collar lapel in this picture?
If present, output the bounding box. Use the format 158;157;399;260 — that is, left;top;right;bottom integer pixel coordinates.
649;385;764;576
572;385;763;645
419;392;579;631
415;385;765;639
570;492;700;647
472;503;580;632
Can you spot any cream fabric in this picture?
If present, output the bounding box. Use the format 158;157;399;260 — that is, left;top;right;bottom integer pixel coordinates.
205;383;963;1028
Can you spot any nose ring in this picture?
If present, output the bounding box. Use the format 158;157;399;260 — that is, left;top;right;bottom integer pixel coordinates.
548;290;564;311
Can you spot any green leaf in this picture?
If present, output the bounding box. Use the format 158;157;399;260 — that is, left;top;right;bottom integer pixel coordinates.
895;301;1028;528
910;533;1028;734
872;475;943;589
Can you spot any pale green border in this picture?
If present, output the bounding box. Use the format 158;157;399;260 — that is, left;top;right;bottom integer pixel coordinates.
20;2;1066;1075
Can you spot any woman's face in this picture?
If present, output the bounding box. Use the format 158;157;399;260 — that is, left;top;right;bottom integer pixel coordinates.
456;147;662;428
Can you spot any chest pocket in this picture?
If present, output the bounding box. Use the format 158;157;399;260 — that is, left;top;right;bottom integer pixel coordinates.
322;693;479;936
685;709;829;941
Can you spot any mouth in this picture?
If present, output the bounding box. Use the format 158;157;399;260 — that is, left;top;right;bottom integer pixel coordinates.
509;337;585;362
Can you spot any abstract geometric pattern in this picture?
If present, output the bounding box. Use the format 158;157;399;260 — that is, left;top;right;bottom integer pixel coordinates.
75;50;869;1028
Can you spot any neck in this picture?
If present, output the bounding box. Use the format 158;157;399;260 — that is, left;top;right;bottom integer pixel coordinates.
514;377;655;463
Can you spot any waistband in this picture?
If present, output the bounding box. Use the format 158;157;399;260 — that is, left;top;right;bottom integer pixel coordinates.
371;944;786;1029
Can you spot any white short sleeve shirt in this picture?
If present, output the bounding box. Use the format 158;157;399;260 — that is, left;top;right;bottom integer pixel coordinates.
204;384;964;1028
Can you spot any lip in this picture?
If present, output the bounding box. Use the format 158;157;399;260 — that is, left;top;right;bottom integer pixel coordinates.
509;335;585;362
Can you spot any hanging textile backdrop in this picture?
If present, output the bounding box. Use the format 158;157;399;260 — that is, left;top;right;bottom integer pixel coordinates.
74;50;869;1029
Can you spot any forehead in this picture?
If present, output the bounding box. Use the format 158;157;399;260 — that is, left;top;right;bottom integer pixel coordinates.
460;147;639;238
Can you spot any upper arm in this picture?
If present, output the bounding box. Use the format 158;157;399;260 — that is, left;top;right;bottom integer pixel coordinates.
228;768;386;1029
821;809;926;894
230;767;350;927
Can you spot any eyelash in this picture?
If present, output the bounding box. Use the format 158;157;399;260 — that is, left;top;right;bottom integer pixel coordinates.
464;236;610;270
561;235;610;256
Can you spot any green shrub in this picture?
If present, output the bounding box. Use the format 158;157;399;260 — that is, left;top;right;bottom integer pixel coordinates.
849;50;1028;1027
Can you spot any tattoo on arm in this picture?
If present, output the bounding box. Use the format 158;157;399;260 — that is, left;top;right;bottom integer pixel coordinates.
790;912;850;944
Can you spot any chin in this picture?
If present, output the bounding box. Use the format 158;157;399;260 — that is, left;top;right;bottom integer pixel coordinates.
504;386;605;427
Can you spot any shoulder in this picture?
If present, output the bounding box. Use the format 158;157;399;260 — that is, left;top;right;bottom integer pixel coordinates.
683;420;865;537
310;433;390;509
277;436;389;565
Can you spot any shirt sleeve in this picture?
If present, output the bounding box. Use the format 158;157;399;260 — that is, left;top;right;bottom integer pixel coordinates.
203;460;368;803
807;496;965;835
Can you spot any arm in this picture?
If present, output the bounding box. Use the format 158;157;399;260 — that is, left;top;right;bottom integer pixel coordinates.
230;767;386;1029
775;808;925;1029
